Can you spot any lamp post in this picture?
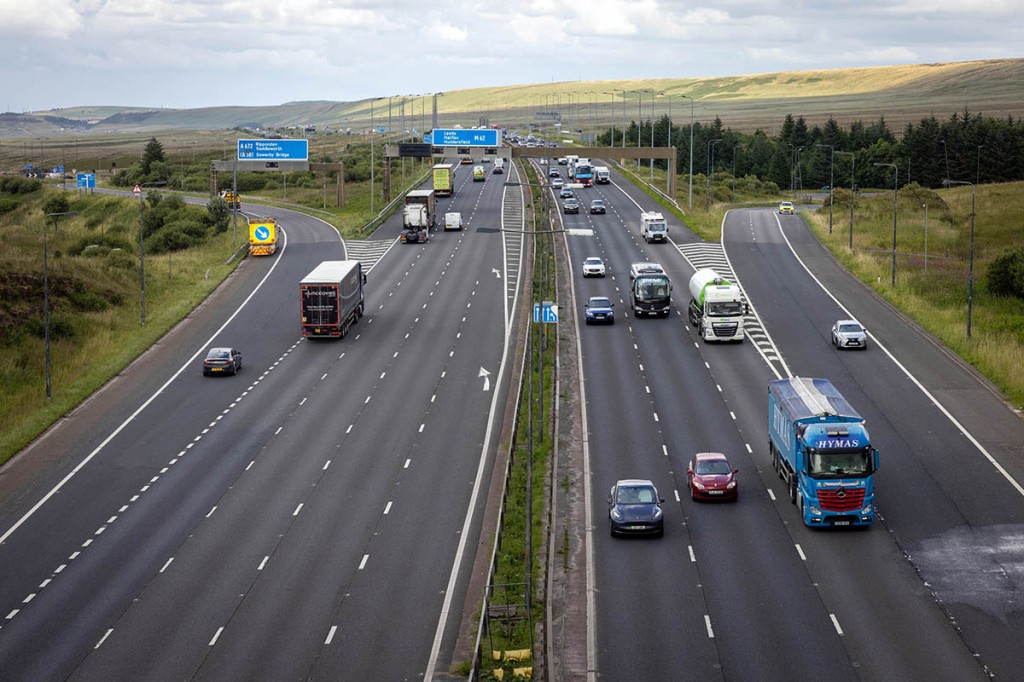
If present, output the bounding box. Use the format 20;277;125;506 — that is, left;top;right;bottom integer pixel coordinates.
943;178;976;338
136;182;163;326
940;139;950;180
836;151;856;249
976;145;983;185
680;94;695;209
874;162;899;287
706;138;723;210
817;143;834;233
43;211;78;399
370;97;383;214
649;92;656;182
620;90;628;152
922;203;929;272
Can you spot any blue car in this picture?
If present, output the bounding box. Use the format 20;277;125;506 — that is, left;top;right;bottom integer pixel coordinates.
585;296;615;325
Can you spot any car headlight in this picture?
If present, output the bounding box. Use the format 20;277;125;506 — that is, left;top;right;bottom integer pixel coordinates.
653;508;663;519
861;504;872;515
693;480;705;490
726;481;736;489
610;508;623;521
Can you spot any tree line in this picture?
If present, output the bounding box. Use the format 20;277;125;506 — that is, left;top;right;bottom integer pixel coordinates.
598;110;1024;190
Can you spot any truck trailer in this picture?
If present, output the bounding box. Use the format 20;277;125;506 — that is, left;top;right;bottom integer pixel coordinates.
687;268;746;342
630;271;672;318
300;260;365;338
402;189;435;243
432;163;457;197
768;377;879;527
248;217;278;256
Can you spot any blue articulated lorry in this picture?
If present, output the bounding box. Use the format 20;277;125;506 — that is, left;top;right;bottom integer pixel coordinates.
768;377;880;527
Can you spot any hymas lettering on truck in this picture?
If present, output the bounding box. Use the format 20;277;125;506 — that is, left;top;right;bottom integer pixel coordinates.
814;438;862;449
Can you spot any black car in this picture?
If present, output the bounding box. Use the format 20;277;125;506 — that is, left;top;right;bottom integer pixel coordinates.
203;347;242;376
563;198;579;214
590;199;606;214
608;479;664;536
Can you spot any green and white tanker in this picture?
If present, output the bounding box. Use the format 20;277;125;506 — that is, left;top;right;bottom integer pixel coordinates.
687;268;747;342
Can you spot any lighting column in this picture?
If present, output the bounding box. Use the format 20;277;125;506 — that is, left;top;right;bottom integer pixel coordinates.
874;162;899;287
944;179;976;338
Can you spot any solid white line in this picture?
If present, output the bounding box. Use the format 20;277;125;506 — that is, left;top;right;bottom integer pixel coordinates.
830;613;844;635
325;625;338;644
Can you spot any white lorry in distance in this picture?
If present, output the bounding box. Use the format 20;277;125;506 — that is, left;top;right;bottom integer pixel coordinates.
687;268;747;342
640;211;668;243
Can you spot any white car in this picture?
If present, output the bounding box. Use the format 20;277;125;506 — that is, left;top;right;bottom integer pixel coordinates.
831;319;868;350
582;256;606;277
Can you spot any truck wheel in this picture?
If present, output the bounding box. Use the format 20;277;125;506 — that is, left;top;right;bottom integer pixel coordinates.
789;477;797;503
796;488;804;513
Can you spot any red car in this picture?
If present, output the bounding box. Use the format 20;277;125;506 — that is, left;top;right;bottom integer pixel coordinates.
687;452;738;501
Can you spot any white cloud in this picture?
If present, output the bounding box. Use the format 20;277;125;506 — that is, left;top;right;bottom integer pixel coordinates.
0;0;83;38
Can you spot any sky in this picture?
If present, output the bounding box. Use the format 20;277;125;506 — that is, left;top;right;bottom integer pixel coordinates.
1;0;1020;112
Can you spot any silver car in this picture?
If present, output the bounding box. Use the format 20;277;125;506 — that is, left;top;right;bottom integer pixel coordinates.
831;319;868;350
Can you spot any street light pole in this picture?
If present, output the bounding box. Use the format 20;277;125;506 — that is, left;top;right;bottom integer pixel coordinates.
874;162;899;287
976;145;983;185
43;211;78;399
836;151;856;249
706;138;723;210
944;178;976;338
922;203;929;272
684;95;695;210
817;143;834;233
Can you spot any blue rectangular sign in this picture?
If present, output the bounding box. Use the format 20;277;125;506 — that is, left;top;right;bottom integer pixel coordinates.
237;139;309;161
76;173;95;189
431;128;499;147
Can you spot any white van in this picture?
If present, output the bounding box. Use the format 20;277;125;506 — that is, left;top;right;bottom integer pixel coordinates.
444;212;463;231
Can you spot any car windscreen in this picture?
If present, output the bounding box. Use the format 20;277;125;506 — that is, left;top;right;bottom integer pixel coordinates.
589;298;612;308
207;350;230;359
695;460;731;475
616;486;656;504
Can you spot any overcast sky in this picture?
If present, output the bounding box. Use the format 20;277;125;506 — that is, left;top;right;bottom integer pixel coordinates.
2;0;1019;112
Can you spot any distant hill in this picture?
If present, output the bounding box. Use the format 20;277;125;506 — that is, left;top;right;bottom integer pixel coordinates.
4;58;1022;139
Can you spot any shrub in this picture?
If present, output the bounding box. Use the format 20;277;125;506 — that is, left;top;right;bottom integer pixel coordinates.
987;247;1024;298
106;249;137;270
0;197;18;214
0;177;42;194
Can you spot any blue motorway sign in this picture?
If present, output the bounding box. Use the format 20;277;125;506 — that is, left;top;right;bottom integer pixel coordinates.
76;173;96;189
431;128;499;147
533;303;559;324
237;139;309;161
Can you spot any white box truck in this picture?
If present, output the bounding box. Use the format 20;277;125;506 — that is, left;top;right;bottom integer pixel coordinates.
640;211;668;243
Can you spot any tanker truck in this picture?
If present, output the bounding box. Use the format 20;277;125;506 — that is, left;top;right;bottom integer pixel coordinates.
687;268;747;342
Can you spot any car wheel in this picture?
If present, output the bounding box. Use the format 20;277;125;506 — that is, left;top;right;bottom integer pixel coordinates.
690;485;698;501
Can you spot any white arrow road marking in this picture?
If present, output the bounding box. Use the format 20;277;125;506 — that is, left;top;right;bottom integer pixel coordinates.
478;367;491;391
492;268;502;279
